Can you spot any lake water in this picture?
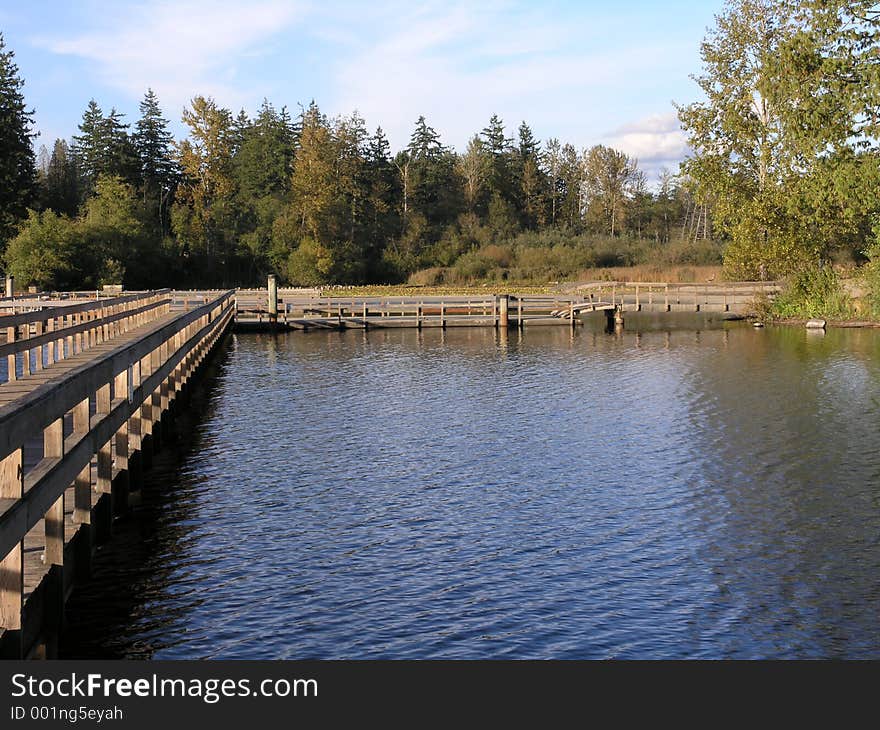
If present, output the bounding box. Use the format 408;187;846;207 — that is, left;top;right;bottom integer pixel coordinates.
61;318;880;659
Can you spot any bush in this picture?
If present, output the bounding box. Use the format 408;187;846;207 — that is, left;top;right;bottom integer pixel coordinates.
287;238;335;286
862;243;880;316
408;267;447;287
4;209;85;290
772;266;854;319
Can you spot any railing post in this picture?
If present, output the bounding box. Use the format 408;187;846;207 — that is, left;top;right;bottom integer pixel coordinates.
96;383;113;497
43;418;65;568
73;398;92;526
268;274;278;328
6;323;15;382
0;447;24;654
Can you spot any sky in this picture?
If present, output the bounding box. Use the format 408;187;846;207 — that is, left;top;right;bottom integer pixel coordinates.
0;0;724;181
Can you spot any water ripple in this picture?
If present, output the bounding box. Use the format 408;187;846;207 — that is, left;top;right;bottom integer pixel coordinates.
62;323;880;659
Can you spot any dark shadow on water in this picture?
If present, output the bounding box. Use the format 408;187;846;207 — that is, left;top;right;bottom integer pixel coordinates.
59;336;233;659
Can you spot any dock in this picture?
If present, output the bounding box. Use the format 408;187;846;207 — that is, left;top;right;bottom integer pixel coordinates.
225;279;778;332
0;289;233;657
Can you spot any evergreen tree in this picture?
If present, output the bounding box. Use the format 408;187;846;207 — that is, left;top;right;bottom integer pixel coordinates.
71;99;105;196
72;101;139;197
133;89;177;226
405;116;460;230
233;100;297;281
0;33;37;249
515;122;545;228
364;126;399;273
481;114;515;206
102;108;139;184
41;139;80;216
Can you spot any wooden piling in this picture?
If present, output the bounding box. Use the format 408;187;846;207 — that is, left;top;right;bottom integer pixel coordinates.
498;295;509;328
268;274;278;328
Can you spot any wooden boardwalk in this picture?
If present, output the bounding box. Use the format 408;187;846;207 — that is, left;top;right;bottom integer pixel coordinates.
221;280;778;331
0;289;234;658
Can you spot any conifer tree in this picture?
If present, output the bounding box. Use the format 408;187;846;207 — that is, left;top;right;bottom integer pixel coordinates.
42;139;80;217
133;88;177;228
0;33;37;249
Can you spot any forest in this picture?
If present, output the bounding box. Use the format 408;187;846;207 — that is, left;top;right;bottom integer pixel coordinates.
1;0;880;299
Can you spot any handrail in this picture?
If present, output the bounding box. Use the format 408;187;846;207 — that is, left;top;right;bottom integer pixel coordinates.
1;290;172;383
0;290;234;465
0;296;170;360
0;289;170;328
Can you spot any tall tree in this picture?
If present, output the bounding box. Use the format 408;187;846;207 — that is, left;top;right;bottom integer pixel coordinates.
481;114;515;205
41;139;80;216
0;33;37;249
543;138;564;227
133;89;177;231
457;135;489;215
71;100;105;196
405;116;460;230
363;126;399;275
581;145;638;237
102;108;139;184
72;101;139;197
172;96;236;282
674;0;878;277
515;121;545;228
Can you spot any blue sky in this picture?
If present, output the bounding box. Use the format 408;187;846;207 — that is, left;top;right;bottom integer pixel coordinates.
1;0;724;180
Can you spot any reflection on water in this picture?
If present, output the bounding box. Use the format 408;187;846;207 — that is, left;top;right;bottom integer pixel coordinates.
62;322;880;658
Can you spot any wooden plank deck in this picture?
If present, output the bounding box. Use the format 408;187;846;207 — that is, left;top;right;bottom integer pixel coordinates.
0;292;234;658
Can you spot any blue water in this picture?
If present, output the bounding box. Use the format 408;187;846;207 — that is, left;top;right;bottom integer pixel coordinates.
62;323;880;658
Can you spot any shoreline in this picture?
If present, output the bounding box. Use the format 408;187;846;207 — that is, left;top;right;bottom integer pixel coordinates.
770;317;880;329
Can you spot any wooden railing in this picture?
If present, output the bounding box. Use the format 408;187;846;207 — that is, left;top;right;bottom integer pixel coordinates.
576;281;781;312
235;293;591;325
0;290;171;384
0;290;234;657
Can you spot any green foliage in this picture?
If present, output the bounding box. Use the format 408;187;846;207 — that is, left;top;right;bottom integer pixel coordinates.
861;226;880;316
679;0;880;280
287;238;334;286
38;139;80;217
0;33;37;250
4;210;82;290
4;30;732;290
771;267;854;319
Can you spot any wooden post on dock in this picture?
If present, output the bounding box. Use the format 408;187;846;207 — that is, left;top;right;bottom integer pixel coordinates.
4;276;12;298
498;294;509;328
0;448;23;654
268;274;278;328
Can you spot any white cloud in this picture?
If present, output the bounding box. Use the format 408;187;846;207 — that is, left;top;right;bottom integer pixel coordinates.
323;2;675;153
603;112;690;179
35;0;308;116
